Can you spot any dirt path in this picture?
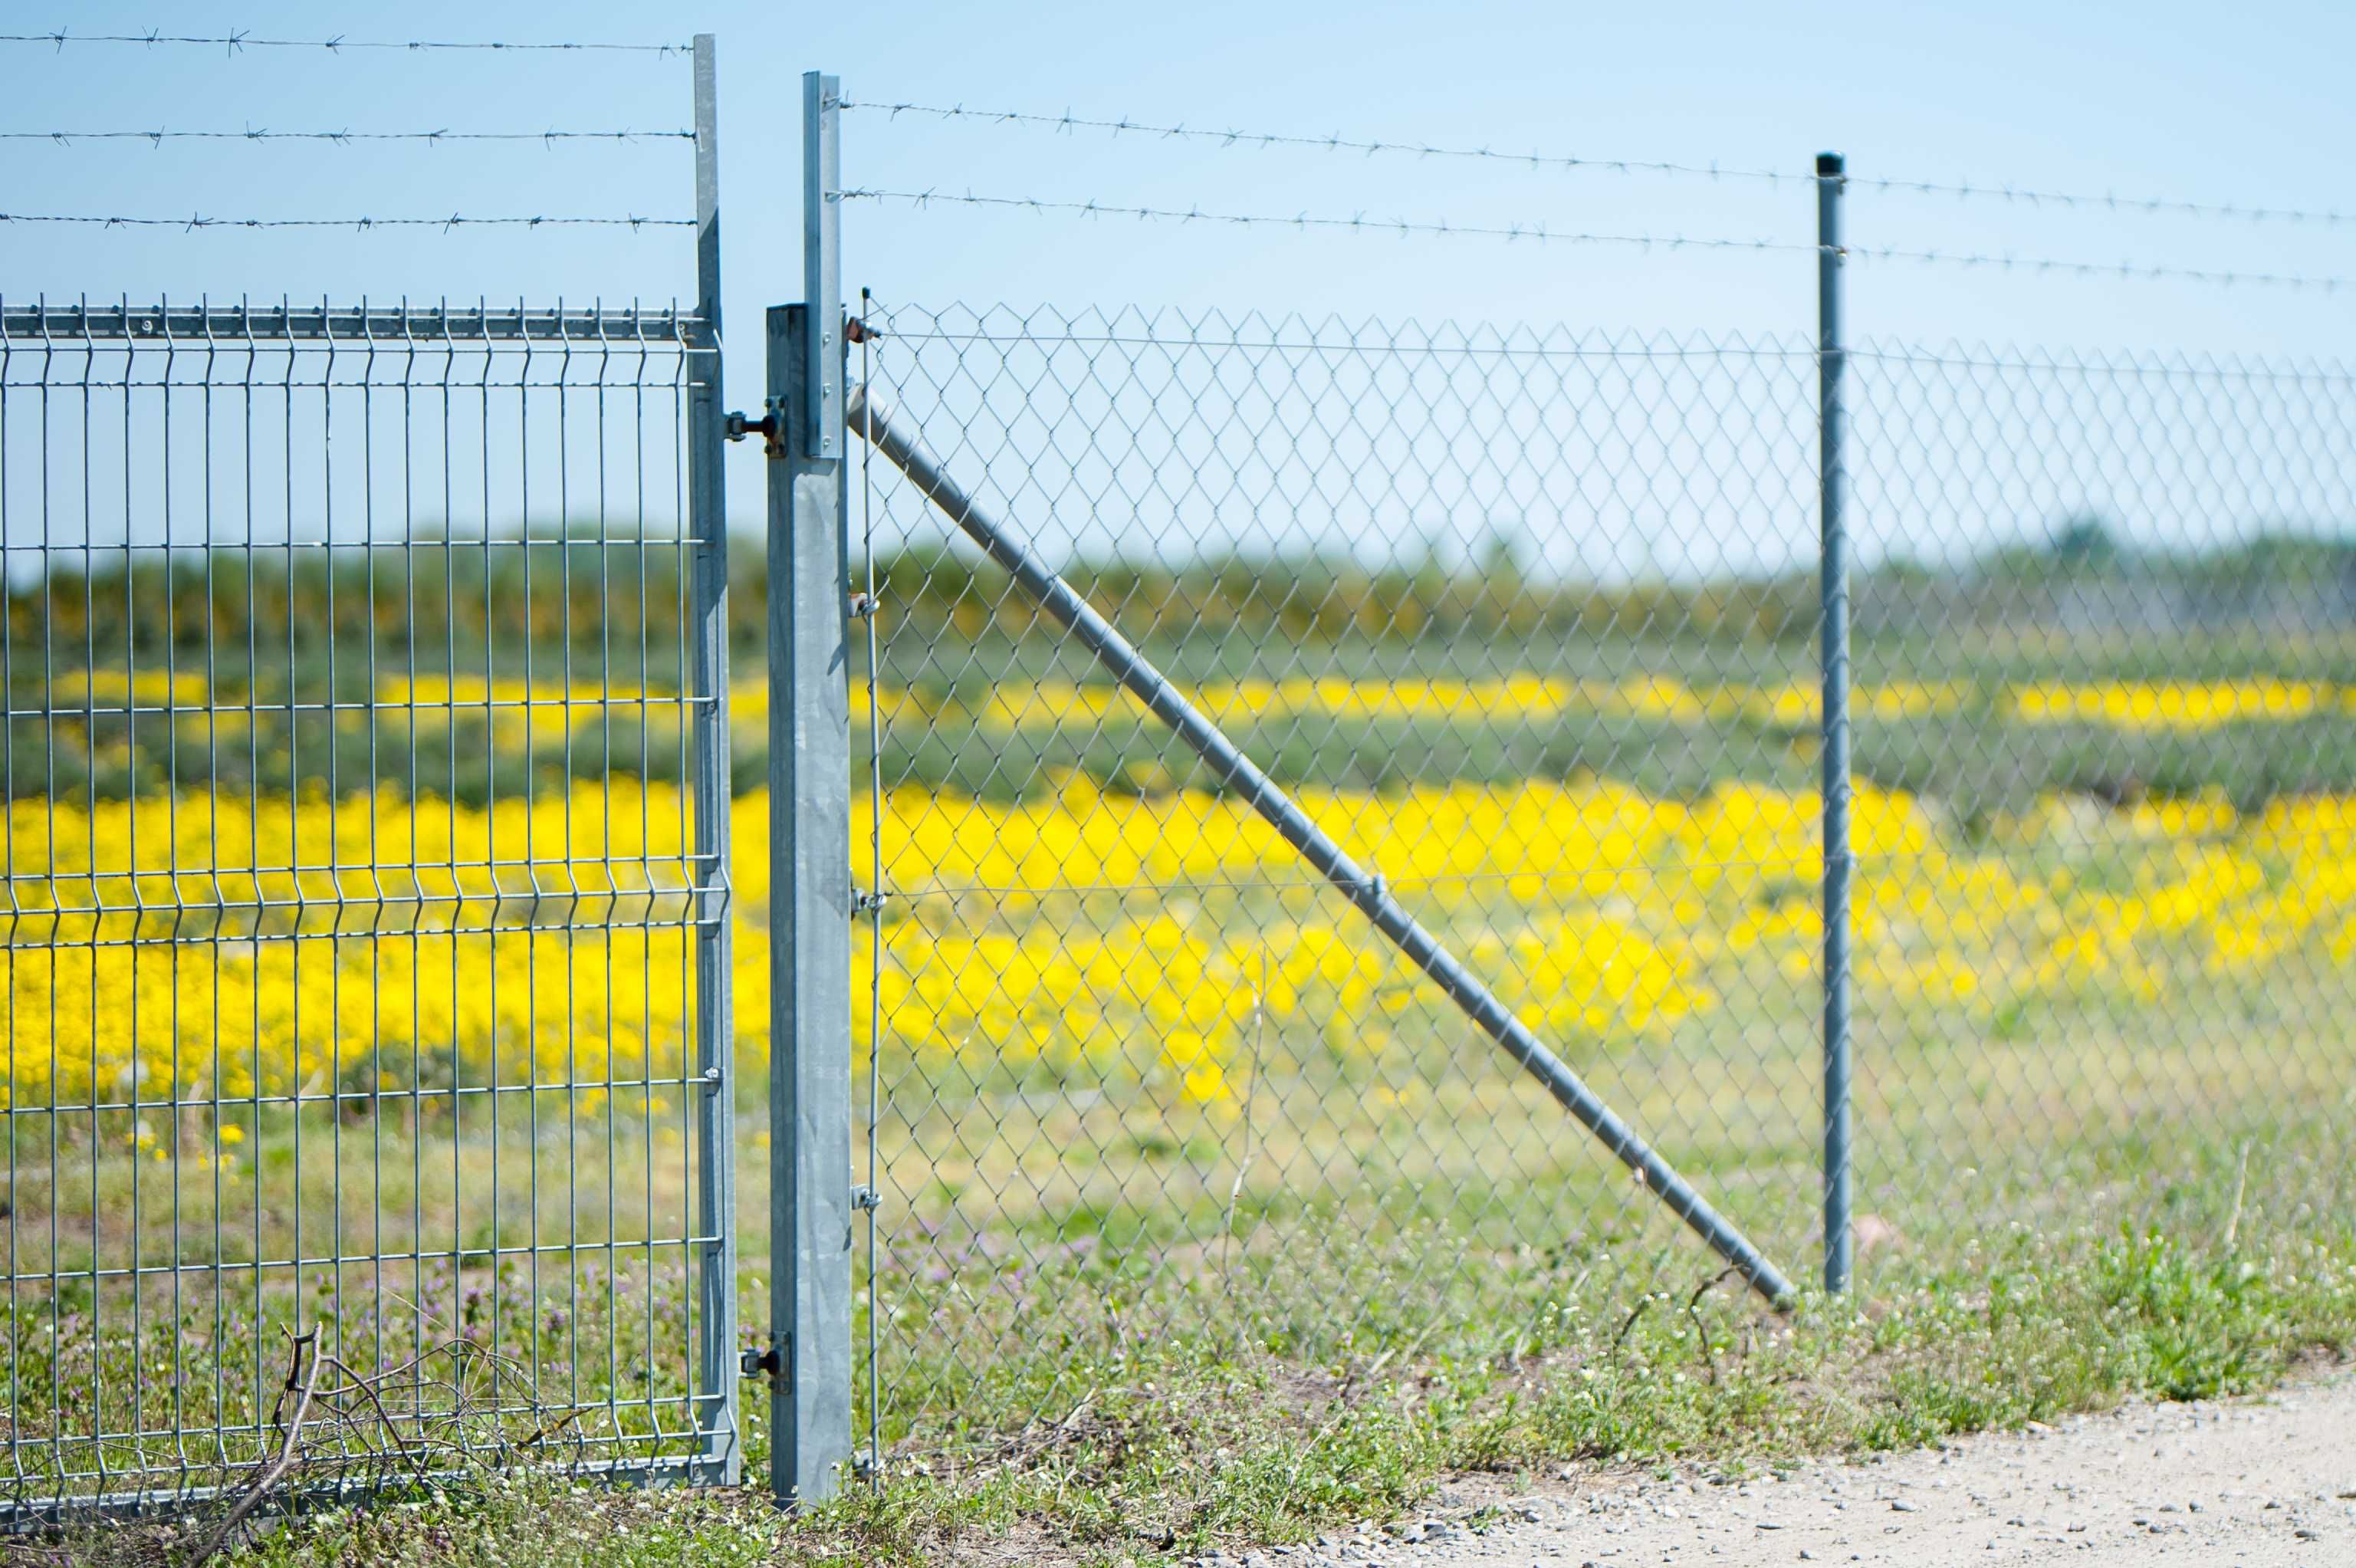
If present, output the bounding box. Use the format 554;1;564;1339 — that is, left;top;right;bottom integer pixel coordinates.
1190;1371;2356;1567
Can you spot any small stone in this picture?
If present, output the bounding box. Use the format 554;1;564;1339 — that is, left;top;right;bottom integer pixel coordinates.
1889;1498;1917;1513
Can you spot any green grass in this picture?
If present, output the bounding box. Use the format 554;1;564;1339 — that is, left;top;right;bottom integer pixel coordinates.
12;564;2356;1560
5;1066;2348;1563
76;1191;2342;1566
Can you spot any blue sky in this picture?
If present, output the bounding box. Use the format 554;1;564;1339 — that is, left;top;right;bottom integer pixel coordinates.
4;0;2353;406
5;3;2352;567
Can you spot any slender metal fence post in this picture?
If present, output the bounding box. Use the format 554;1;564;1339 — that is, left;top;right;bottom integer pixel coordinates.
766;69;854;1507
685;31;741;1485
1816;150;1855;1297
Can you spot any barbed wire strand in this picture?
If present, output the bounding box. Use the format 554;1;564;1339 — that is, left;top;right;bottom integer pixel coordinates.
0;31;688;56
1;129;694;146
843;97;2356;229
842;97;1792;186
1845;244;2350;291
1850;175;2351;228
841;186;1802;255
843;187;2356;290
0;212;691;232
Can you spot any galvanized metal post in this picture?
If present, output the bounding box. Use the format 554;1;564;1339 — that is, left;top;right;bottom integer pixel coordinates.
1816;151;1855;1297
765;70;855;1507
685;32;741;1485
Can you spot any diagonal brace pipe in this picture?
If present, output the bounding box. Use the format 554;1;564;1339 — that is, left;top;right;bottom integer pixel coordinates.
847;383;1795;1307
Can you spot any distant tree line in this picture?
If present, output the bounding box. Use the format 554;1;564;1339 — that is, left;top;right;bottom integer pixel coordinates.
6;521;2351;678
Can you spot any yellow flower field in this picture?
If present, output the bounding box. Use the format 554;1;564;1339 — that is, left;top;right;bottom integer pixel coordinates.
9;764;2356;1116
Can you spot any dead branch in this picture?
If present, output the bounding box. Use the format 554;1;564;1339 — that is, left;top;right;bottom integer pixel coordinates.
181;1329;322;1566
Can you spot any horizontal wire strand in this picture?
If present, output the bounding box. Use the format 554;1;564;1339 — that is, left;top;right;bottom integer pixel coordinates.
0;30;688;55
0;212;691;231
843;97;1792;184
1848;173;2353;228
841;186;1802;253
849;186;2356;289
1;128;694;146
1846;243;2356;293
843;95;2356;228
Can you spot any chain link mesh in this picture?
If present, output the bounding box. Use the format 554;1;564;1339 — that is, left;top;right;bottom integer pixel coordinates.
855;304;1829;1442
1842;341;2356;1284
849;301;2356;1455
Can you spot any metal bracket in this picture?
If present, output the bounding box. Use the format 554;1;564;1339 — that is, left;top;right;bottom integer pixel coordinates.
851;887;889;916
723;406;787;459
846;590;877;620
740;1333;786;1380
849;1184;881;1213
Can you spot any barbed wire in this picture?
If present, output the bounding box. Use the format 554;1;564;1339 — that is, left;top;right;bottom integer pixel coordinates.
843;98;1791;185
842;186;1803;253
0;212;691;232
845;96;2356;230
0;30;687;55
849;186;2356;291
1848;174;2351;228
1;127;695;146
1846;244;2353;292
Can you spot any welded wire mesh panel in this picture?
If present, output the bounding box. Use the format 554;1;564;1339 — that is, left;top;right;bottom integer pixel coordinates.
0;300;731;1512
853;304;1823;1442
1842;343;2356;1283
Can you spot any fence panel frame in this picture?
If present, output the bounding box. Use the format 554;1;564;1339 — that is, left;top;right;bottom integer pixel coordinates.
687;29;741;1484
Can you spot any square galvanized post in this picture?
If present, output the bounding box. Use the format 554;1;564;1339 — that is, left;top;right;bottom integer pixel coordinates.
686;31;741;1484
765;67;854;1507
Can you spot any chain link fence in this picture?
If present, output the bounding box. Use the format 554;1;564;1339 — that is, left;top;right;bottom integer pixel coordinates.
12;39;2356;1517
1842;341;2356;1284
851;304;1827;1443
845;300;2356;1456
